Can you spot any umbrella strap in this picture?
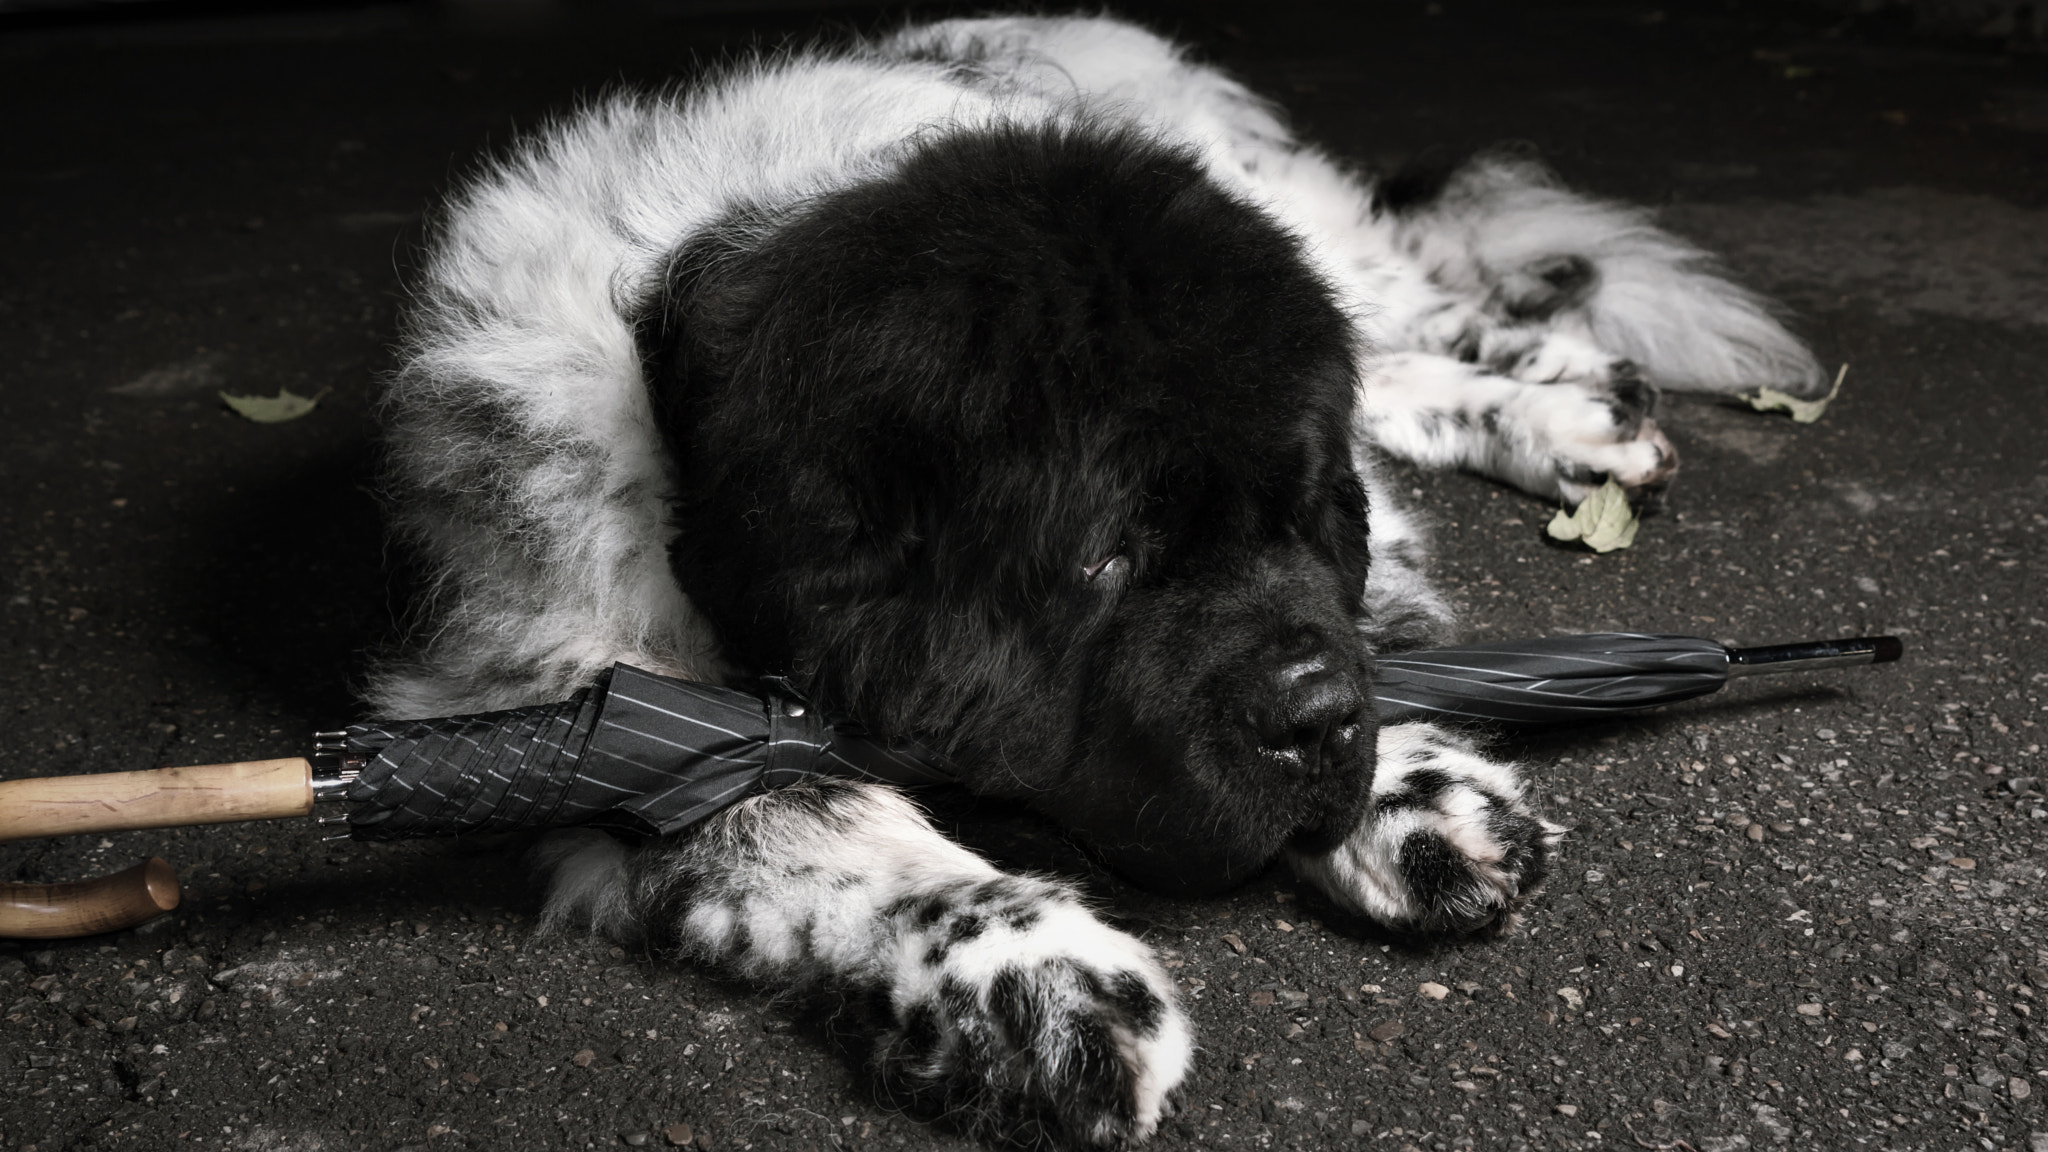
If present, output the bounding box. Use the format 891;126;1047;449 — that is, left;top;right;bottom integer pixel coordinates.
758;676;958;786
761;690;835;787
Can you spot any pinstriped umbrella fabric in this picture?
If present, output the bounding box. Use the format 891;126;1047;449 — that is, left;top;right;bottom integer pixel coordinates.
337;634;1898;839
1371;633;1730;727
341;663;952;841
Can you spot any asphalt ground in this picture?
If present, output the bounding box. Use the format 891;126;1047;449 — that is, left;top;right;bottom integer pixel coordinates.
2;2;2045;1151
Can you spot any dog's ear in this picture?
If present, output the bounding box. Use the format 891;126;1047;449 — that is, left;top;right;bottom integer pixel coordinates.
636;221;770;662
634;206;787;476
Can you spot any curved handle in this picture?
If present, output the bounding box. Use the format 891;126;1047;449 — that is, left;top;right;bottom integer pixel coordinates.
0;758;315;939
0;857;181;938
0;757;314;843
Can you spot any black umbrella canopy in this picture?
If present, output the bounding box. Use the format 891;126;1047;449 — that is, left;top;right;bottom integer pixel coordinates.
1372;633;1900;727
333;634;1899;839
340;664;951;841
1372;633;1726;727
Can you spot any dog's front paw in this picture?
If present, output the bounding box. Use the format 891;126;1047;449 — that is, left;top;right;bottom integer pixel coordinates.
1288;723;1562;939
871;877;1191;1148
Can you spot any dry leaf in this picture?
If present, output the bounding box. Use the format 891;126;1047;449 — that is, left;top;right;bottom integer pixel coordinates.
220;388;325;423
1748;363;1846;423
1545;478;1639;553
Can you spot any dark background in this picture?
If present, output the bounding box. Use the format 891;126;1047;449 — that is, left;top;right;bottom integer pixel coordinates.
1;2;2044;1150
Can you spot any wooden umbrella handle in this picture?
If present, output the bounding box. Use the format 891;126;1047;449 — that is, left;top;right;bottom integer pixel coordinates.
0;758;316;938
0;758;314;843
0;857;181;938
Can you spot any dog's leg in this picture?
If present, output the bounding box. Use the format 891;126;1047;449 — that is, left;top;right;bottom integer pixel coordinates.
1377;150;1828;397
1346;445;1456;651
1359;349;1676;505
536;778;1191;1147
1286;723;1562;939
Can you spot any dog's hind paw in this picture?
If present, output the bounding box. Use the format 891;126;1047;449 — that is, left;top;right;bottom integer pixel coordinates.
1517;355;1678;505
1360;348;1676;507
869;876;1191;1147
1287;723;1562;940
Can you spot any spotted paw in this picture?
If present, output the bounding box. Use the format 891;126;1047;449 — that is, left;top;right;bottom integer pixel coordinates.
870;876;1192;1147
1524;361;1678;505
1288;723;1561;939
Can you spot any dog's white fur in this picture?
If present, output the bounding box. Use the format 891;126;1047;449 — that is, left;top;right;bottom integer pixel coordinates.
376;15;1821;1145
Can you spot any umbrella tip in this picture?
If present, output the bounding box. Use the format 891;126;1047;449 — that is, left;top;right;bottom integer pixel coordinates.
1872;636;1903;664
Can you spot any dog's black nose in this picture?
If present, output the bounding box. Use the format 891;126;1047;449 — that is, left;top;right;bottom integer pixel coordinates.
1254;658;1366;778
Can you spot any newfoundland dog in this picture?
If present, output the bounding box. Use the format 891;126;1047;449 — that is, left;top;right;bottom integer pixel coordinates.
370;15;1824;1147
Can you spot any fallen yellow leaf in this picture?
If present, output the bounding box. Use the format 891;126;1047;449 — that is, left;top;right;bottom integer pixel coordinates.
220;388;325;423
1546;478;1639;552
1747;363;1845;424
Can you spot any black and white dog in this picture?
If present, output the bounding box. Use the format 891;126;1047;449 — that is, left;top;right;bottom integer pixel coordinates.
371;15;1824;1147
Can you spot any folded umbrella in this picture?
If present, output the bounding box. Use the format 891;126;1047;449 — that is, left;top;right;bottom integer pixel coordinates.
331;633;1901;840
0;631;1901;936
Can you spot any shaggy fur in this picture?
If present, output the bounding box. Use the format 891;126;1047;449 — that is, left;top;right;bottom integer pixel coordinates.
374;14;1821;1148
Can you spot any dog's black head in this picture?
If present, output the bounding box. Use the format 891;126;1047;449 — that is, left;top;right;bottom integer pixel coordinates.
642;122;1376;894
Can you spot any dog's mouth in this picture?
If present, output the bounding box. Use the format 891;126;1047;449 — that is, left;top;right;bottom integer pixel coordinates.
1065;709;1374;896
1270;731;1373;847
1248;684;1377;850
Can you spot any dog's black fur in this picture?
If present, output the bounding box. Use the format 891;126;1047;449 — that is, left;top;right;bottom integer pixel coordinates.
638;122;1378;893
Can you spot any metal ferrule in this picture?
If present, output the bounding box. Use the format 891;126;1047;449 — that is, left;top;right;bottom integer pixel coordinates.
1723;636;1904;679
310;730;363;803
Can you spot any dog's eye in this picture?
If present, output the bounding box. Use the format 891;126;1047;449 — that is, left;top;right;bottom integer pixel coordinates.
1081;553;1126;582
